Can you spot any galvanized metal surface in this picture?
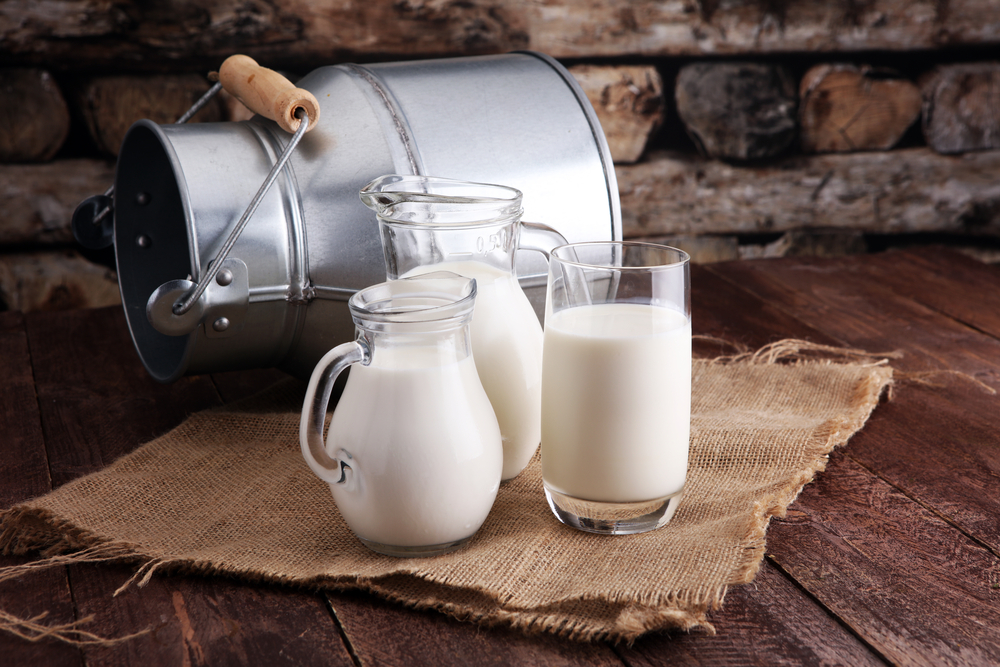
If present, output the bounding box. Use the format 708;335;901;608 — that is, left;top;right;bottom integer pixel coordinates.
113;51;621;382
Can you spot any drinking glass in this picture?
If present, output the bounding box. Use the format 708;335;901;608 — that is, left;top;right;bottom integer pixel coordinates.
541;241;691;534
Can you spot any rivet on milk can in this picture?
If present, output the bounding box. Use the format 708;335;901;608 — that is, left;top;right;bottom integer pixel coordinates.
74;52;622;383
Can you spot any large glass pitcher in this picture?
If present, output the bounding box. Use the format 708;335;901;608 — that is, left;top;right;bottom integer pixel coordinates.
299;273;502;557
360;175;566;480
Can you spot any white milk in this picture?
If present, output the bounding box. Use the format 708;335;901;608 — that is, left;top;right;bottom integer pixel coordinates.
404;261;543;480
541;303;691;504
326;349;502;547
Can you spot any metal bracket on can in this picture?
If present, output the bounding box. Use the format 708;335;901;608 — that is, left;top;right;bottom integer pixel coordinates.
146;258;249;337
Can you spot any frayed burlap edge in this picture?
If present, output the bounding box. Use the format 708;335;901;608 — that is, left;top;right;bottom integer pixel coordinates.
0;513;718;644
0;340;896;646
0;506;722;644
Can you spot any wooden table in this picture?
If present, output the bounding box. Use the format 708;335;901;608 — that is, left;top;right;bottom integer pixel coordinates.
3;246;999;666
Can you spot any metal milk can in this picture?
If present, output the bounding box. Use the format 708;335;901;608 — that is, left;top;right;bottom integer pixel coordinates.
102;52;621;382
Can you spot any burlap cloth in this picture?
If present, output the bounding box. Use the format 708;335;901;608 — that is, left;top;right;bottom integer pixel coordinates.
0;342;893;643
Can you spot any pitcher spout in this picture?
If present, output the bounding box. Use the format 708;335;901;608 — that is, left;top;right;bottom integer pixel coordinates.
359;175;523;226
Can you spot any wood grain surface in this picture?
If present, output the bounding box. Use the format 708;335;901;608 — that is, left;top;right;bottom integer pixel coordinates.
616;148;1000;238
73;74;224;157
798;64;921;154
675;62;797;161
9;307;356;666
768;453;1000;667
327;590;624;667
0;68;70;162
8;151;1000;249
620;562;887;667
0;160;115;246
0;251;121;313
0;311;82;667
568;65;664;165
3;248;1000;665
921;63;1000;154
706;250;1000;667
2;1;998;69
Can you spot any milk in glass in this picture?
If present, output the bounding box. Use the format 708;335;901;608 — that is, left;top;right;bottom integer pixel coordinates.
541;302;691;503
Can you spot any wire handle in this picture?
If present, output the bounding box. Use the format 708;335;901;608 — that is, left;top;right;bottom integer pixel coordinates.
171;110;311;316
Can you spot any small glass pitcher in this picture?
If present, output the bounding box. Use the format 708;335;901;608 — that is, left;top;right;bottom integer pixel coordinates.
359;175;566;481
299;273;502;557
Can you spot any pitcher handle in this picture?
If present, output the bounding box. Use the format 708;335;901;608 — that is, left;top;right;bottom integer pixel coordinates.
518;221;569;262
299;340;370;485
520;223;595;308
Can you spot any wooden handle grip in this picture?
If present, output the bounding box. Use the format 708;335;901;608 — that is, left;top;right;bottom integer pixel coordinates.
218;55;320;133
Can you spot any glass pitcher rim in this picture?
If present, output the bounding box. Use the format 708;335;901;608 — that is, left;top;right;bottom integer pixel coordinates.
360;174;524;228
551;241;691;271
348;272;477;327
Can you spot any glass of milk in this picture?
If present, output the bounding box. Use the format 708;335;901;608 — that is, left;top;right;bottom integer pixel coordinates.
360;175;567;482
541;241;691;534
299;272;503;557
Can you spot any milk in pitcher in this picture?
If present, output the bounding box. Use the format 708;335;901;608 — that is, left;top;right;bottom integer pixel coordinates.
361;174;568;482
405;261;543;481
327;346;502;548
299;273;503;557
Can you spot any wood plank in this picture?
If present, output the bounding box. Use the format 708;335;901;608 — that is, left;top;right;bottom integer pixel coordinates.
23;306;354;665
855;246;1000;343
690;263;841;358
3;249;996;664
706;252;1000;664
616;148;1000;239
843;382;1000;553
25;306;222;486
0;311;54;507
767;452;1000;666
0;311;82;667
326;589;625;667
69;564;353;667
620;561;887;667
707;253;1000;544
705;253;1000;383
785;248;1000;553
1;1;998;68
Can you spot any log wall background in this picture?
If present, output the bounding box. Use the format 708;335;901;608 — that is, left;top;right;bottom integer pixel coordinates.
2;0;1000;312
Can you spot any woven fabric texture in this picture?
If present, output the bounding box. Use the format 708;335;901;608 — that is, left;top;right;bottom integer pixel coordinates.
0;352;893;642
